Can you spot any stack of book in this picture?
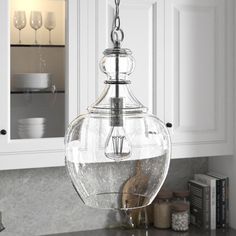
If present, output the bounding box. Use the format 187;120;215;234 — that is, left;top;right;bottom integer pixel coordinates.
188;172;229;230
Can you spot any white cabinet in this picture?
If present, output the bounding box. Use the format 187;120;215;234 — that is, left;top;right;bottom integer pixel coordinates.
0;0;234;170
95;0;234;159
165;0;234;158
0;0;90;169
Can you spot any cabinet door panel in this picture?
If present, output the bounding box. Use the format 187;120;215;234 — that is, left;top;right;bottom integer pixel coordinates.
165;0;233;157
95;0;165;118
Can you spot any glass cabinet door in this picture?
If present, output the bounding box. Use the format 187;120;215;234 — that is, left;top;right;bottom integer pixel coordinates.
0;0;79;161
10;0;66;140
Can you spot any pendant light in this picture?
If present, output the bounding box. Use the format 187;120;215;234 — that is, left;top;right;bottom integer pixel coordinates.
65;0;171;210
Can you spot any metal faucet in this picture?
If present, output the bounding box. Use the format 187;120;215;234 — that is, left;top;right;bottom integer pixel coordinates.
0;212;5;232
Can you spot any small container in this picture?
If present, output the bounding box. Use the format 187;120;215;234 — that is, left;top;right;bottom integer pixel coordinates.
173;190;190;224
171;203;189;232
154;190;173;229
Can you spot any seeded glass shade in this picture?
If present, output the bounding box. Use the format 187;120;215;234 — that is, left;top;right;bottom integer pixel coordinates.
65;48;171;210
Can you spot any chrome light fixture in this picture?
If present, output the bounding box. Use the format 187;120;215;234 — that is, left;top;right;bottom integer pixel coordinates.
65;0;171;210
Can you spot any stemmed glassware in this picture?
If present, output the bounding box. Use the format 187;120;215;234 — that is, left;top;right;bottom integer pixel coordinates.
44;12;56;45
30;11;42;44
13;11;26;44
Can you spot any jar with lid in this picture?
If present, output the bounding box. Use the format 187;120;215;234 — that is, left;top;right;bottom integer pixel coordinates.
153;190;173;229
173;191;190;224
171;203;189;232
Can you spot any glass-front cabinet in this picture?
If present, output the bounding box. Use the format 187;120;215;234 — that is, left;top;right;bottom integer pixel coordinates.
0;0;89;169
10;0;66;140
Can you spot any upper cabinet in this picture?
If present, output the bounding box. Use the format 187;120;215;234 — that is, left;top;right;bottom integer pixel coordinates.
0;0;88;169
165;0;234;158
95;0;234;159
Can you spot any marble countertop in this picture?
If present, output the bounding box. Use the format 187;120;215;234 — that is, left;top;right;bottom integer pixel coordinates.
43;227;236;236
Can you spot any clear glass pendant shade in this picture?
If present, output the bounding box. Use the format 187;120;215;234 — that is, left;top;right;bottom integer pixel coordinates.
65;48;171;210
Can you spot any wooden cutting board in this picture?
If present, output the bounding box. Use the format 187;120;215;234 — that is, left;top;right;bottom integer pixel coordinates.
122;160;149;226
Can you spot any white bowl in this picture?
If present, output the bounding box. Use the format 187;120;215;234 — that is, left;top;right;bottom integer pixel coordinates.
13;73;51;91
18;124;45;128
18;122;45;126
18;129;45;139
18;118;46;125
18;124;45;130
18;127;45;132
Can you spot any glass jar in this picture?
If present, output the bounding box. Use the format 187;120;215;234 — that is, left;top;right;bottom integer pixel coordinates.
171;203;189;232
154;190;173;229
173;191;190;224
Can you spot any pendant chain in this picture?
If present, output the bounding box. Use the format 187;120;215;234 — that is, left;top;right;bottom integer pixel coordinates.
111;0;124;46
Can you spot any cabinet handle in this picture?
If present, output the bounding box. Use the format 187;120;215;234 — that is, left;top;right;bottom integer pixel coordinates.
0;130;7;135
166;123;172;128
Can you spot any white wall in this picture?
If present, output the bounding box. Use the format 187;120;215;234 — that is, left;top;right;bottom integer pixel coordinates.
209;0;235;228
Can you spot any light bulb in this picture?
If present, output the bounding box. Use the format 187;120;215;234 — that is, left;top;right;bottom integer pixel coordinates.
105;126;131;161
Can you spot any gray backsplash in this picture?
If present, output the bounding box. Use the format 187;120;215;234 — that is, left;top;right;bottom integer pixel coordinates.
0;157;208;236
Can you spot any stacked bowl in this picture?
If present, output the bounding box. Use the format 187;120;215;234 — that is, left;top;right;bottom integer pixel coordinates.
13;73;51;91
17;118;46;139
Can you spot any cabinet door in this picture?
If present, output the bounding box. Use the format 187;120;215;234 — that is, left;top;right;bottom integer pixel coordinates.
92;0;165;118
0;0;82;169
165;0;233;158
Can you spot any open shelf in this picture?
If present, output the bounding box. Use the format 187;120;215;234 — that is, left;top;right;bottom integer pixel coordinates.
11;44;65;48
11;90;65;94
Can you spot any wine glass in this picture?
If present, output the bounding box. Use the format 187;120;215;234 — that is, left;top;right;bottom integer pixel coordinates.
30;11;42;44
13;11;26;44
44;12;56;45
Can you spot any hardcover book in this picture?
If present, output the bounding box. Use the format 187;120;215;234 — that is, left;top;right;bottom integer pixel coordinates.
194;174;216;230
207;172;229;228
189;180;210;230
